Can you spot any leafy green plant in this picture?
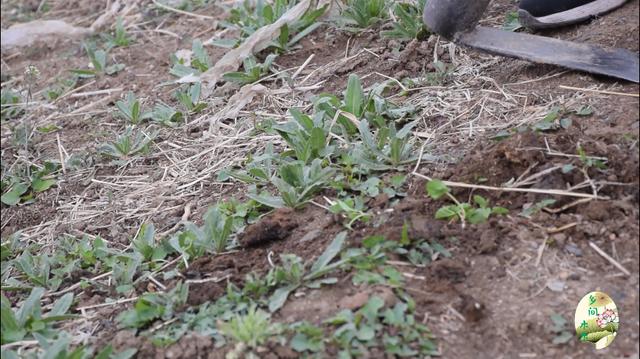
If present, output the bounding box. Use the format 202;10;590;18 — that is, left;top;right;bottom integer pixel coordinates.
267;232;346;312
382;0;429;41
150;102;183;127
98;126;156;160
1;89;24;121
223;54;277;85
549;312;573;344
174;83;207;113
221;0;326;45
289;322;325;353
426;180;509;225
426;60;455;85
219;305;280;354
132;223;168;263
325;296;437;357
340;0;388;29
328;197;370;229
218;143;278;185
115;92;151;124
42;77;78;102
315;74;415;137
352;119;420;170
169;206;234;260
503;11;522;32
117;282;189;329
71;43;124;78
532;107;572;132
249;159;335;209
272;108;334;164
1;288;76;345
1;161;60;206
103;17;133;49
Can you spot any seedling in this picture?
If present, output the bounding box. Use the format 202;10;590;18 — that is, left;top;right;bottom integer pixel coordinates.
503;11;523;32
532;107;572;132
249;159;335;209
426;60;455;85
1;288;76;345
352;119;420;170
219;305;281;354
98;126;156;160
1;161;59;206
315;74;416;137
328;197;370;229
222;0;325;45
382;0;429;41
132;223;167;263
272;108;334;164
71;43;125;78
223;54;277;85
115;92;151;124
325;295;437;357
117;282;189;329
550;312;573;344
426;180;509;225
103;17;133;49
150;102;184;127
1;89;24;121
267;232;346;312
340;0;388;29
169;206;234;260
219;143;278;185
174;82;207;113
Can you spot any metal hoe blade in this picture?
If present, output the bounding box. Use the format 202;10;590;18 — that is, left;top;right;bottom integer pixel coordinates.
459;27;639;83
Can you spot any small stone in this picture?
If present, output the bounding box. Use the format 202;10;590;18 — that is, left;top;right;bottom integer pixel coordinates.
547;279;565;292
564;243;583;257
568;273;581;281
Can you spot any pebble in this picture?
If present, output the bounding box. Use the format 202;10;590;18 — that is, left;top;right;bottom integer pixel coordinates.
564;243;583;257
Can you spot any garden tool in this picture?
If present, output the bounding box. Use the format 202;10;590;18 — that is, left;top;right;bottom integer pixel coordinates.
422;0;639;82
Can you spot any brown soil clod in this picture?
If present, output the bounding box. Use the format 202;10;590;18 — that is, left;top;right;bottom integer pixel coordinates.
239;208;298;247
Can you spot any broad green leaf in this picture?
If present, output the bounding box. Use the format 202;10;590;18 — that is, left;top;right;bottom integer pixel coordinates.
268;285;296;312
306;232;346;279
247;193;285;208
31;177;56;193
467;207;491;224
344;74;363;117
426;180;449;200
48;293;73;317
1;183;29;205
17;287;44;326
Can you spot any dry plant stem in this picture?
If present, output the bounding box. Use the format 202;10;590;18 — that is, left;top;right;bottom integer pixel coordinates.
558;85;639;97
412;172;607;199
151;0;217;20
76;296;139;311
589;241;631;276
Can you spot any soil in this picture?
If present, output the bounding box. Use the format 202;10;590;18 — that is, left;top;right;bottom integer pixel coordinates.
1;0;638;358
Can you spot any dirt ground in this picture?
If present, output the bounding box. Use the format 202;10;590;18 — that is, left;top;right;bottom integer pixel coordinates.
1;0;638;358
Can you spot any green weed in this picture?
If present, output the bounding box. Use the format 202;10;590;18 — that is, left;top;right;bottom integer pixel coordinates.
223;54;277;85
1;89;24;121
1;161;60;206
98;126;156;160
71;43;125;78
382;0;429;41
1;288;76;345
340;0;389;29
426;180;509;225
103;17;133;49
249;159;335;209
115;92;151;124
